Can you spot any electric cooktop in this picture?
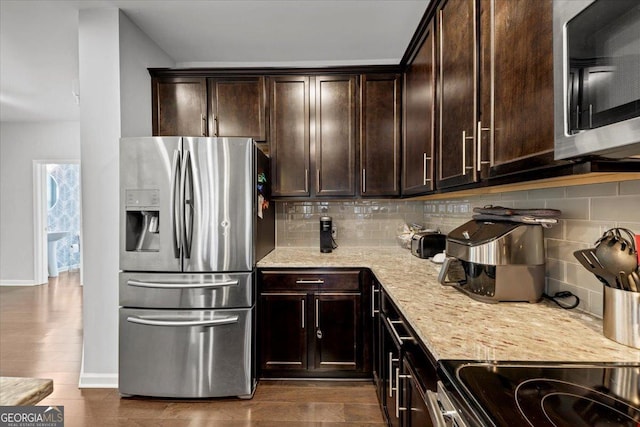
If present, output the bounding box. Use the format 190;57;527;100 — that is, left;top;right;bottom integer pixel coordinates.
438;360;640;427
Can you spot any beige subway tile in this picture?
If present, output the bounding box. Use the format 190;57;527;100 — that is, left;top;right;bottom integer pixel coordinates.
545;258;564;281
528;187;566;200
617;222;640;233
619;180;640;195
566;263;606;293
499;190;529;201
566;182;618;198
546;198;590;220
565;220;615;244
543;220;564;239
591;196;640;222
546;239;589;262
589;291;604;318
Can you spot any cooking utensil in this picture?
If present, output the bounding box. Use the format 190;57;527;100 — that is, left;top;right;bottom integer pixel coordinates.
629;270;639;292
573;249;618;288
594;228;638;278
619;271;630;291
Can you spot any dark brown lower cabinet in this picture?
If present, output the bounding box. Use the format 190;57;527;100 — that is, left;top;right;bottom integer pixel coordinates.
378;289;438;427
259;293;307;371
258;269;370;378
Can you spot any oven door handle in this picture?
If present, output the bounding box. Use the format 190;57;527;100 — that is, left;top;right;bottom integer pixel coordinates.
127;279;239;289
425;390;448;427
126;315;239;327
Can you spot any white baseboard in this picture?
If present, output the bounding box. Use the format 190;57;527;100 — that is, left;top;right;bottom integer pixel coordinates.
78;372;118;388
78;346;118;388
0;280;41;286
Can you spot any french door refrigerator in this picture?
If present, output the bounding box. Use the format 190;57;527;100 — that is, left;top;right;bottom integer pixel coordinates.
118;137;274;398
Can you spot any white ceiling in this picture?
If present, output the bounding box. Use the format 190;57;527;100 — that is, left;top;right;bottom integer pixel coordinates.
0;0;428;123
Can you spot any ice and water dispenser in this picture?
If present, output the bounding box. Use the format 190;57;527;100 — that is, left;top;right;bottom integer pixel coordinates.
125;189;160;252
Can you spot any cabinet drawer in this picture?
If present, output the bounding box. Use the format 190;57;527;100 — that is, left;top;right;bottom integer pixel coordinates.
260;270;361;292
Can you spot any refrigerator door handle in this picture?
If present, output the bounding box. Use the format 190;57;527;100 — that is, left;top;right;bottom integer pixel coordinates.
126;315;239;327
170;149;182;258
181;150;194;259
127;279;239;289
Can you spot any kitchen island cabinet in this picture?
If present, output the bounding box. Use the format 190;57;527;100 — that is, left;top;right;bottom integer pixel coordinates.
258;269;371;378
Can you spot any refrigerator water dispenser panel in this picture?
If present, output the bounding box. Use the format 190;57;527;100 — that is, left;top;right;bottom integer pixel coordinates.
125;189;160;252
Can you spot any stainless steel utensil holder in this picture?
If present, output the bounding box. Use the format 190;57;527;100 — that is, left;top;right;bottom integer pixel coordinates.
603;286;640;349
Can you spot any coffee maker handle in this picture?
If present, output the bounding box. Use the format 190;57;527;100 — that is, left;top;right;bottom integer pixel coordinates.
438;257;463;287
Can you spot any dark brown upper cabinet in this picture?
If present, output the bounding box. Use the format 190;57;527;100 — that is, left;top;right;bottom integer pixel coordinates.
361;74;401;197
270;75;357;198
152;77;207;137
314;75;358;197
436;0;479;190
269;76;311;197
435;0;556;191
207;76;266;141
478;0;555;178
402;20;436;196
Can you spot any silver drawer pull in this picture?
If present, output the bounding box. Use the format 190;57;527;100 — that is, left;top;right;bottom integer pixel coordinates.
127;279;239;289
126;315;238;327
386;317;415;344
295;279;325;285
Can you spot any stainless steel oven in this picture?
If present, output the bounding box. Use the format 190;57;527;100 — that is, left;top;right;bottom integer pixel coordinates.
554;0;640;160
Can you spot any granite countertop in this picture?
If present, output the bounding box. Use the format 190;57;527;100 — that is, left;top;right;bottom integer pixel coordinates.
0;377;53;406
258;247;640;362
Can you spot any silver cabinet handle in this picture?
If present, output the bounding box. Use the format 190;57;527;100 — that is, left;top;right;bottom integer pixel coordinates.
295;279;325;285
371;285;380;318
426;390;447;427
423;153;432;185
386;316;415;344
212;114;218;136
170;149;181;258
462;130;474;175
316;169;320;193
395;368;413;418
477;121;490;171
201;114;206;136
127;315;238;327
301;298;305;329
304;169;309;193
315;297;319;328
127;279;238;289
388;351;399;398
362;169;366;193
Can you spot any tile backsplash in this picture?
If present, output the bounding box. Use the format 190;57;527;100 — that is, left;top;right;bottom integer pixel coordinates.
275;180;640;317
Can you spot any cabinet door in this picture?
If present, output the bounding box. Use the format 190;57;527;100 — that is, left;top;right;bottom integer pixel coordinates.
259;293;308;372
269;76;311;197
361;74;401;197
402;358;434;427
479;0;555;177
403;21;436;196
437;0;479;189
381;314;402;427
152;77;207;137
313;293;361;371
208;77;266;141
315;75;357;197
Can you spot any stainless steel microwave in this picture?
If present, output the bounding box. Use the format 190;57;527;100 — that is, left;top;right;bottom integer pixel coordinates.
554;0;640;160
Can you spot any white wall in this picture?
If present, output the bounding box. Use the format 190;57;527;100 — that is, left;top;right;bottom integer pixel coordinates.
78;8;174;388
0;121;80;284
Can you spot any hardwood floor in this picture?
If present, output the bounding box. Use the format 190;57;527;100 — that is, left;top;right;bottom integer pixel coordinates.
0;272;385;426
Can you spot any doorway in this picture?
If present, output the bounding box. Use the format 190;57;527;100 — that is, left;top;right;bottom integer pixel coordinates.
33;160;82;285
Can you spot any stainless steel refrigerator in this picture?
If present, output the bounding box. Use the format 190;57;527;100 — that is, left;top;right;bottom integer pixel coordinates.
118;137;274;398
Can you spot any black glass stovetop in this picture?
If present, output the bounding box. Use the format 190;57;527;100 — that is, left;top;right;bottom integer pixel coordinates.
439;360;640;427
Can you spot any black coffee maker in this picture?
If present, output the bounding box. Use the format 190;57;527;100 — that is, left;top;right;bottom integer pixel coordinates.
320;216;335;253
